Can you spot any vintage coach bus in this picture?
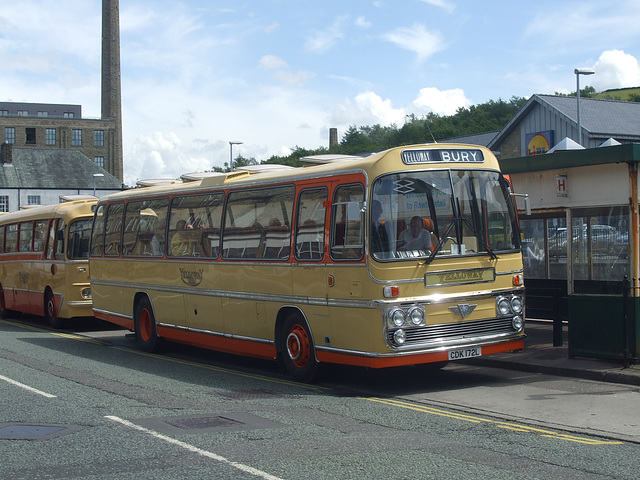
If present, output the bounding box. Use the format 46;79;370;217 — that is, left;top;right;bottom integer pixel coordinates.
88;144;525;381
0;198;96;327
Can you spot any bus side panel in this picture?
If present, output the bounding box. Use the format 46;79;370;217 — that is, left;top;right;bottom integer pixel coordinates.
220;263;293;340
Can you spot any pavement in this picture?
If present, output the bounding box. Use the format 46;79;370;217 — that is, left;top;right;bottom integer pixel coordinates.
468;320;640;386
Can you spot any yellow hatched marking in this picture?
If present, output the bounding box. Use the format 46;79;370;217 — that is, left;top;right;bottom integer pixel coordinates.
363;397;623;445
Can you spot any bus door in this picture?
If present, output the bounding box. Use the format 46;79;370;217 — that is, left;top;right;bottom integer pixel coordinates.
292;186;331;341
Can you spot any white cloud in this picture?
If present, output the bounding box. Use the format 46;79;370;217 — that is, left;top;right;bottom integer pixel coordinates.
412;87;471;116
260;55;288;70
382;24;445;61
305;15;349;53
259;55;315;86
591;50;640;91
355;16;372;28
419;0;456;14
331;91;406;128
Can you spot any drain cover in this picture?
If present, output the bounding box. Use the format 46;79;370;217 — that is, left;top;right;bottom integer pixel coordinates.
0;424;67;440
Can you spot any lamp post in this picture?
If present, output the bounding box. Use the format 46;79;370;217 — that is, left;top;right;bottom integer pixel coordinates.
92;173;104;196
229;141;243;172
574;68;595;146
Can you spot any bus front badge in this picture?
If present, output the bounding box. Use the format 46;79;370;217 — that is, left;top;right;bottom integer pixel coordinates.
449;304;477;319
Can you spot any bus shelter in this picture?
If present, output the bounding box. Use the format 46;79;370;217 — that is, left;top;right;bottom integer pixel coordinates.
500;143;640;364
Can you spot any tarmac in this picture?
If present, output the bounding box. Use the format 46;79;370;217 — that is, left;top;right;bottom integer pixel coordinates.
469;320;640;386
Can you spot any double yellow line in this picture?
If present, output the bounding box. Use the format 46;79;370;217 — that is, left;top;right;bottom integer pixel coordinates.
364;397;623;445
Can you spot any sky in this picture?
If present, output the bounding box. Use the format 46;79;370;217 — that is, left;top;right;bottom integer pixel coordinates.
2;1;640;186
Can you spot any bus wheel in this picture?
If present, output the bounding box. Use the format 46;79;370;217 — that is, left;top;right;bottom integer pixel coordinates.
134;297;160;352
44;289;63;329
280;313;318;382
0;285;10;319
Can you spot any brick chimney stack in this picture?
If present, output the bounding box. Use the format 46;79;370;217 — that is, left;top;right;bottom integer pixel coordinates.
329;128;338;148
101;0;124;181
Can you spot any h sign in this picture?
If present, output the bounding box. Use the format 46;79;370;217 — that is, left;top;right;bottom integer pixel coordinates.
556;174;567;197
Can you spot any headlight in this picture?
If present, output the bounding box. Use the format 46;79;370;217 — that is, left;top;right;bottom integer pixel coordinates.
510;296;523;314
393;329;406;345
497;296;511;316
81;288;92;300
408;306;425;326
512;315;524;331
389;308;406;327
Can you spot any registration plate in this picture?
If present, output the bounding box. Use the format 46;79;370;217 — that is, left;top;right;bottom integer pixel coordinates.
448;347;482;360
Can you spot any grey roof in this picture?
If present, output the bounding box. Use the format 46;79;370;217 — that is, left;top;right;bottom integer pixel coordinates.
0;147;122;189
489;94;640;149
539;94;640;136
440;130;498;147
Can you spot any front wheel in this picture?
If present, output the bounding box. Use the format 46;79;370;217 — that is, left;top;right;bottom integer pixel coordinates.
134;297;161;352
44;288;63;329
280;313;318;382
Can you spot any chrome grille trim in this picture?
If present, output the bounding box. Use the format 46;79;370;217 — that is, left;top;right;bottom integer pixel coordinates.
387;317;517;348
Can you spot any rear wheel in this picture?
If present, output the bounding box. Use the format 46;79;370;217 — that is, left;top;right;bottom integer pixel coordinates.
280;313;318;382
134;297;161;352
0;285;14;319
44;288;63;329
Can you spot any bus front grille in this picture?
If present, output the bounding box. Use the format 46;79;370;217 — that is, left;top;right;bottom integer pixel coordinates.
388;317;518;347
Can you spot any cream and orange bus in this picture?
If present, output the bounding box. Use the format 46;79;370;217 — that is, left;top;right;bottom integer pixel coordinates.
0;198;96;328
89;143;525;381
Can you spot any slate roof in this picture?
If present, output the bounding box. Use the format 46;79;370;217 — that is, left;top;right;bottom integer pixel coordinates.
539;94;640;137
0;147;122;189
440;130;498;147
489;94;640;150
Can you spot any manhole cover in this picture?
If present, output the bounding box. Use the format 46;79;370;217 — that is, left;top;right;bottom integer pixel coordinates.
0;424;67;440
165;416;242;430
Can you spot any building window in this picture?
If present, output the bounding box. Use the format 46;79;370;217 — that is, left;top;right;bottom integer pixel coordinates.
72;129;82;146
0;196;8;212
28;195;41;205
63;112;74;119
94;156;104;168
25;127;36;145
17;110;28;116
0;110;8;116
37;111;48;117
94;130;104;147
5;127;15;144
46;128;56;145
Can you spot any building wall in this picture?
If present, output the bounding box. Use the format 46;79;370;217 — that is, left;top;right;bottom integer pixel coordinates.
510;162;629;210
0;188;122;212
0;116;117;173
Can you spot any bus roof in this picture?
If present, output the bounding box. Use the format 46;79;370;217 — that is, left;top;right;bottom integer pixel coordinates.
0;198;97;224
96;143;499;202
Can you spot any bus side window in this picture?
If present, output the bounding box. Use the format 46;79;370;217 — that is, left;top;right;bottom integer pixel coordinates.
295;187;327;261
330;184;364;261
19;221;33;252
90;205;106;257
54;220;66;260
123;198;169;257
33;220;47;253
46;219;57;259
104;202;124;256
5;224;18;253
169;193;223;258
0;225;4;253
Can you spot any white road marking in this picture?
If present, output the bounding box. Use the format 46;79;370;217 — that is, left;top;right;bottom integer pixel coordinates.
0;374;57;398
105;415;284;480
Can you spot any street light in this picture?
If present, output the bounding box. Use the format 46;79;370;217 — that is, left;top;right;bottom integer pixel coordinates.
574;68;595;146
229;141;243;172
93;173;104;196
